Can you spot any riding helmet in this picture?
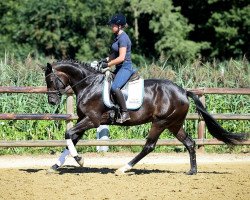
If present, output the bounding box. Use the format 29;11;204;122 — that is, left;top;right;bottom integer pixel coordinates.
108;14;126;26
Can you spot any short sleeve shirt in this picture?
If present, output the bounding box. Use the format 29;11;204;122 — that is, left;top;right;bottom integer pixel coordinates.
111;32;132;66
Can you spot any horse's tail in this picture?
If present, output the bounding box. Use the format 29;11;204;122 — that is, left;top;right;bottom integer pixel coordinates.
186;91;249;145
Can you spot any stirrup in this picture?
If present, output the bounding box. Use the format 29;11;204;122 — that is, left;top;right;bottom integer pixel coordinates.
116;112;131;123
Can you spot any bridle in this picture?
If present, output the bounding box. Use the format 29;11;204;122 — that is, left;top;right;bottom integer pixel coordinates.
45;70;68;96
46;68;100;96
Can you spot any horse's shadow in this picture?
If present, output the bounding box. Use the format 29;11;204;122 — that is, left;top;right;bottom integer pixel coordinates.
52;166;174;175
58;166;115;174
20;169;44;173
19;166;231;175
198;171;231;175
19;166;177;175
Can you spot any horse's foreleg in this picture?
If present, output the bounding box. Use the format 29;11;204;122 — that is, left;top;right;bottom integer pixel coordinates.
47;149;70;173
55;134;84;167
115;125;163;175
175;127;197;175
65;134;83;165
65;132;83;167
65;118;95;167
56;148;70;167
48;133;84;173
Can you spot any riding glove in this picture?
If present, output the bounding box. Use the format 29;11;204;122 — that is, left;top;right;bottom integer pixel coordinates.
98;62;108;69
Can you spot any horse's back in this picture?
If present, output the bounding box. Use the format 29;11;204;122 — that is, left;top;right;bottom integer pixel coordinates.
143;78;189;121
144;78;187;99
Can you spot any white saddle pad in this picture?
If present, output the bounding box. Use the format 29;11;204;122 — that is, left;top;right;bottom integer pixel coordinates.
103;77;144;110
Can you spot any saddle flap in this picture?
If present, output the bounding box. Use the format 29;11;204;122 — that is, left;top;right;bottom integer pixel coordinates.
102;73;144;110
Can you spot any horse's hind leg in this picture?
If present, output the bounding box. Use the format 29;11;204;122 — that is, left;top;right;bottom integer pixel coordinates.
115;124;164;175
174;127;197;175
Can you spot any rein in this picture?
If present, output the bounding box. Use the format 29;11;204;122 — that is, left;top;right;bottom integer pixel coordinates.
47;69;102;95
63;74;96;94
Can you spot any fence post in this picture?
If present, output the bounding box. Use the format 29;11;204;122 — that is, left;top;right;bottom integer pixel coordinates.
197;95;206;152
66;94;74;130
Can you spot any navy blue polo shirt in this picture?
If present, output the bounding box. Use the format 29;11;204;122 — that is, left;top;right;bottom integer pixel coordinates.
111;31;132;67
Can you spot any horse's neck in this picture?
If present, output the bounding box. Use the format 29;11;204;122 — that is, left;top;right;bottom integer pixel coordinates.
57;64;85;83
57;64;80;75
57;64;101;95
72;74;103;98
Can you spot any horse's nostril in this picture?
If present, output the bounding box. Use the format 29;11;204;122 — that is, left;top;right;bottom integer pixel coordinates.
48;97;58;105
49;101;57;106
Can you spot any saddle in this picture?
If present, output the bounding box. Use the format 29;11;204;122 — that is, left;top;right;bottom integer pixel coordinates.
102;71;144;111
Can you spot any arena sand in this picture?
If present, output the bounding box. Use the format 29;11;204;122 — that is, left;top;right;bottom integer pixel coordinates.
0;153;249;200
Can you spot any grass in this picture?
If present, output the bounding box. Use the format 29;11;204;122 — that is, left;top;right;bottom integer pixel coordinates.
0;53;249;154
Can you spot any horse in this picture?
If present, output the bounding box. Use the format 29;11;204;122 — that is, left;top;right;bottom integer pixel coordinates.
44;60;248;175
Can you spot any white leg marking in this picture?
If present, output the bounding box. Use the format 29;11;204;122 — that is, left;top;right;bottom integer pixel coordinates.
66;139;78;157
56;149;70;167
115;164;132;175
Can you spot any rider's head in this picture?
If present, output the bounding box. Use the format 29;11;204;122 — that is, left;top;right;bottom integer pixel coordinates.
108;14;127;34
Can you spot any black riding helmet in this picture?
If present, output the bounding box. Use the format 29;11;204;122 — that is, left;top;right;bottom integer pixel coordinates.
108;14;126;27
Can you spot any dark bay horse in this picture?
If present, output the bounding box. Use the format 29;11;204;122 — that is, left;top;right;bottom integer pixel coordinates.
44;60;248;175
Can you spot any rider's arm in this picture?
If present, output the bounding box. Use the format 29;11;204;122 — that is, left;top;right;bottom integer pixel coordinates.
107;47;126;67
107;52;116;61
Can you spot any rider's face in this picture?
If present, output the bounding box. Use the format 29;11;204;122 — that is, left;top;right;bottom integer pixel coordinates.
111;24;119;33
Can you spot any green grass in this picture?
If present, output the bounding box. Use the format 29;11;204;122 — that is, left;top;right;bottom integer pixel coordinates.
0;53;249;154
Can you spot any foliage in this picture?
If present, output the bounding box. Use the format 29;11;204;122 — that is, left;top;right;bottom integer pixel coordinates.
0;55;249;154
1;0;248;62
0;0;121;60
207;4;250;58
173;0;250;59
128;0;209;61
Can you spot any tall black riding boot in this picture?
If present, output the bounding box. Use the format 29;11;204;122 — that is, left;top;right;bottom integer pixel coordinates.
113;88;131;123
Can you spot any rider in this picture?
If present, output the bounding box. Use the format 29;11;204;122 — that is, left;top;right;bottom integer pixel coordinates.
100;13;136;123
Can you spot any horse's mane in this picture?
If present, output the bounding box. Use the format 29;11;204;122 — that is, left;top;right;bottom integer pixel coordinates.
53;59;101;74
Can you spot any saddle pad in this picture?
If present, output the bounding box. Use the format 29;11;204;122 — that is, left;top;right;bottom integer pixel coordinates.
103;78;144;110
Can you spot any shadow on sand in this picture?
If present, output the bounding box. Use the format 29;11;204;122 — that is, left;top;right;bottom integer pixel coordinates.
19;165;231;175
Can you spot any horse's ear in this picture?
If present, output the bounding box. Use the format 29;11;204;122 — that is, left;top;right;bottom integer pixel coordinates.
46;63;52;73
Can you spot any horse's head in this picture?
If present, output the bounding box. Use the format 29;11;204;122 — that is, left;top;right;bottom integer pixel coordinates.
44;60;103;105
45;63;69;105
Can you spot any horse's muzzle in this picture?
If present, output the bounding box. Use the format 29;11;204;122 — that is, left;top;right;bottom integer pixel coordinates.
48;95;61;105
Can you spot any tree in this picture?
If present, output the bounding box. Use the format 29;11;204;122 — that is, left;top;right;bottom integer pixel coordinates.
207;2;250;58
173;0;249;59
73;0;126;61
0;0;126;60
1;0;248;61
128;0;209;61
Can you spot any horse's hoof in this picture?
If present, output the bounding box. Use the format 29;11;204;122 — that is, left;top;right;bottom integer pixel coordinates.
75;156;84;167
185;170;197;175
77;159;84;167
47;164;59;174
115;164;132;176
115;169;126;176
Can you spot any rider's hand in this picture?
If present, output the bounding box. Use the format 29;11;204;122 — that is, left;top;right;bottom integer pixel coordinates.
98;57;108;64
98;62;108;69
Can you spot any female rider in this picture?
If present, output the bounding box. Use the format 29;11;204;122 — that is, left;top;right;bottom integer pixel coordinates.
100;14;136;123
